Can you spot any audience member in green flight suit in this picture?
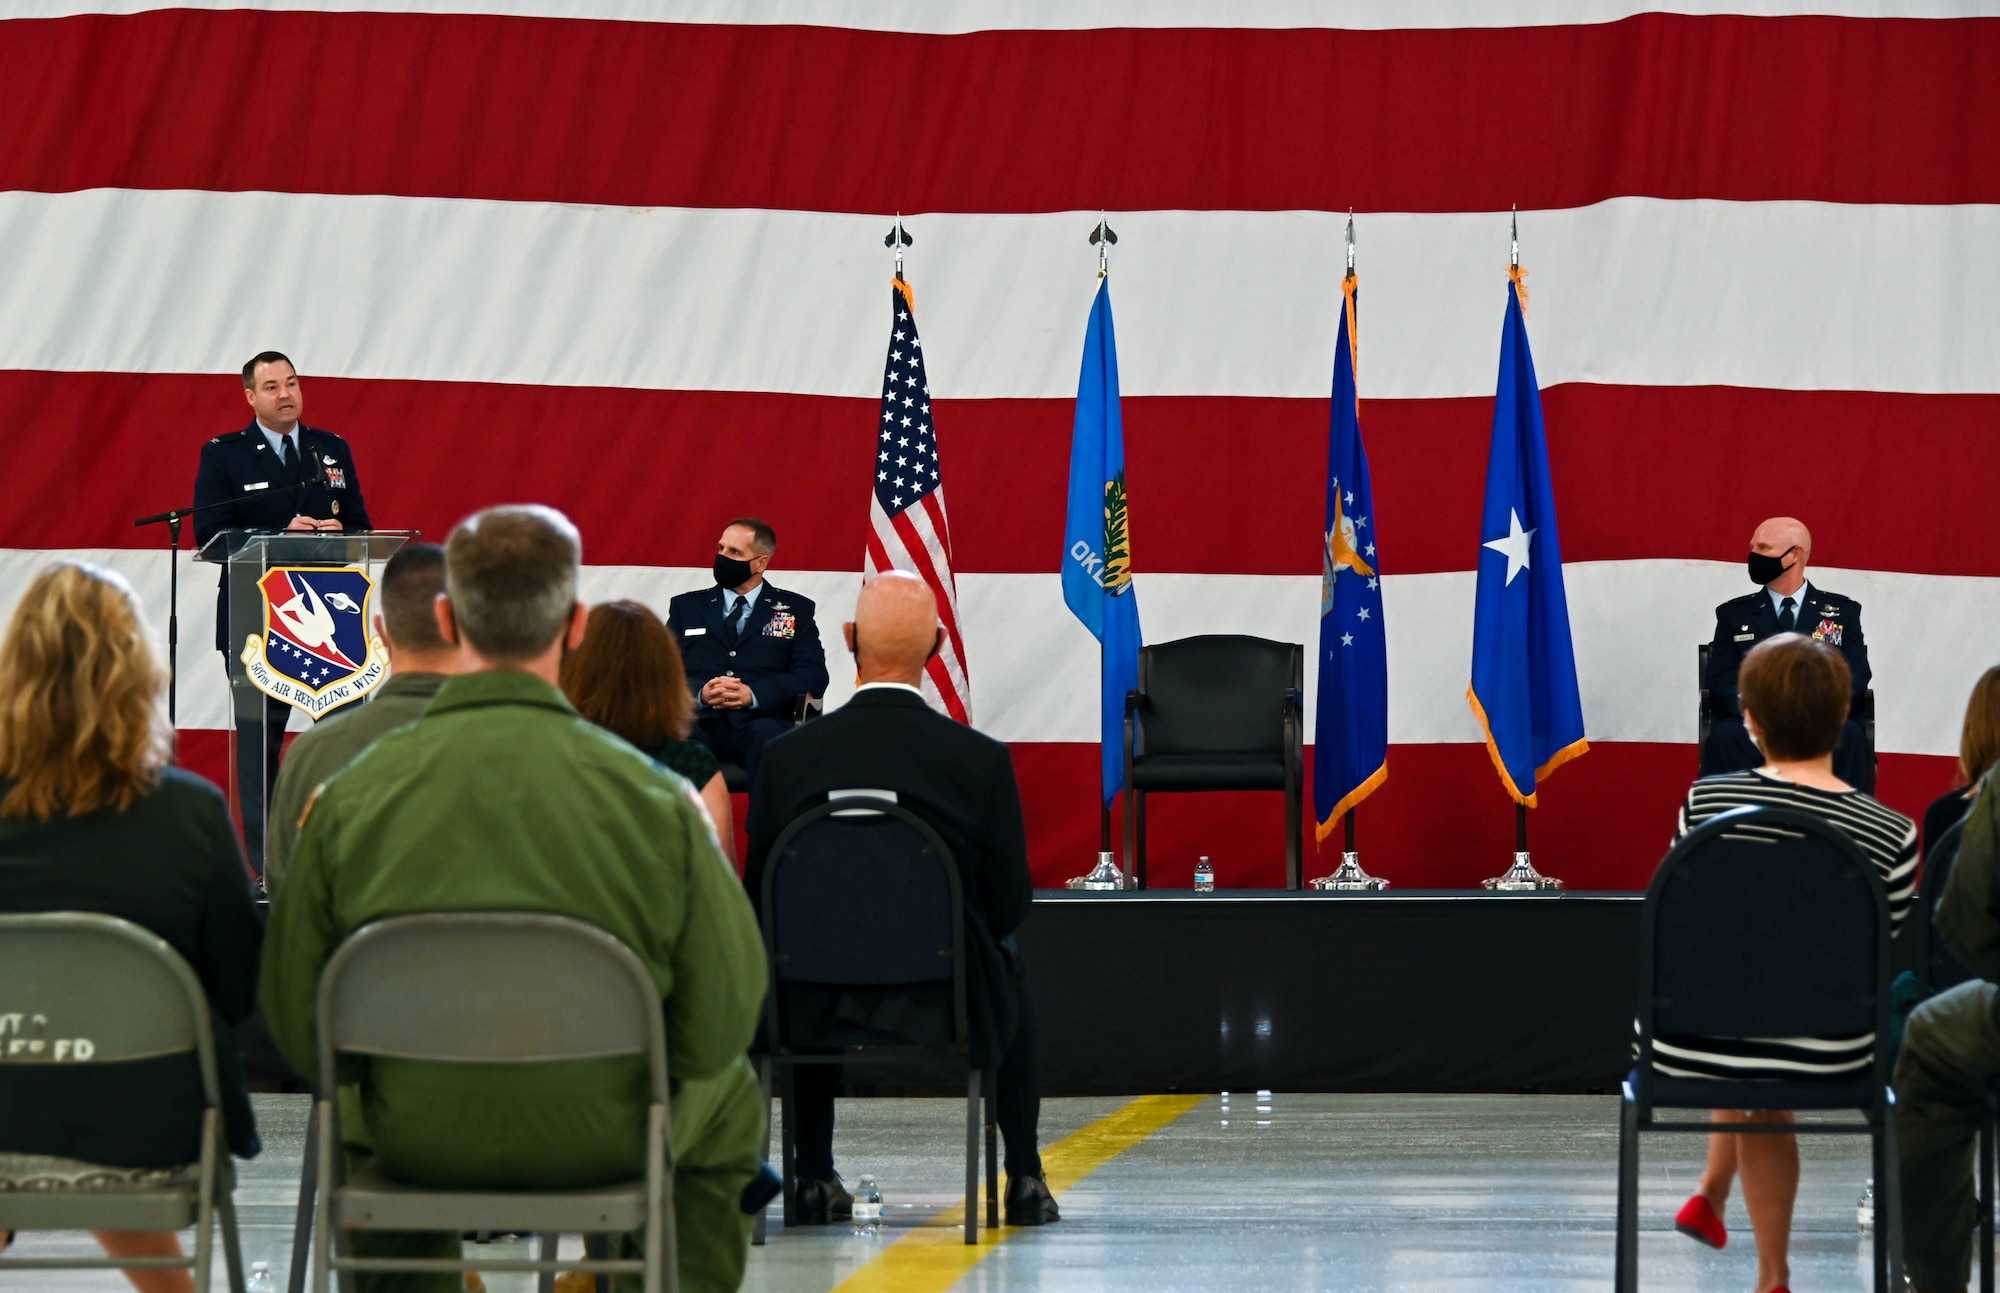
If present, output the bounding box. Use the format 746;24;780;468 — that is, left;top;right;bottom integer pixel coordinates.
261;504;769;1292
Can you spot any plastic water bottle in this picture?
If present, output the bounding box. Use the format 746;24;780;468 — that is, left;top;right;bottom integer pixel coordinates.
1857;1177;1874;1232
851;1175;884;1236
247;1262;276;1293
1193;856;1215;892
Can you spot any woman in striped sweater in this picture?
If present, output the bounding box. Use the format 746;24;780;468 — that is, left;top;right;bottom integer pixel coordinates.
1667;633;1918;1293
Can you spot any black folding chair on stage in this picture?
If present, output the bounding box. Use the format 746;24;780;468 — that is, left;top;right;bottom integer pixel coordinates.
755;795;995;1246
1615;805;1902;1291
1123;635;1304;889
0;912;246;1292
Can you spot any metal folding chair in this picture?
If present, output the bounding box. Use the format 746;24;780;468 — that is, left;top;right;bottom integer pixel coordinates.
311;912;675;1292
0;912;246;1292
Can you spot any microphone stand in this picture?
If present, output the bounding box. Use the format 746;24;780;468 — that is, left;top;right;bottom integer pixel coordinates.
132;496;251;733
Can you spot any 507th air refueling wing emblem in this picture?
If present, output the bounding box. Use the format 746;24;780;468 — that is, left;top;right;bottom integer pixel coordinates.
239;567;389;716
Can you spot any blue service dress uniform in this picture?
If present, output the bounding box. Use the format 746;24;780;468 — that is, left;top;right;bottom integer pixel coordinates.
191;422;371;875
665;583;829;782
1700;584;1873;791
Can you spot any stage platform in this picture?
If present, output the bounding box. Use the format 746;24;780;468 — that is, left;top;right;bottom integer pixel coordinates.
1020;890;1641;1095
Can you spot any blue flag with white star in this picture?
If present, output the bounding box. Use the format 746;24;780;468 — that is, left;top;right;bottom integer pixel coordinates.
1063;278;1142;806
1314;292;1388;838
1468;275;1588;806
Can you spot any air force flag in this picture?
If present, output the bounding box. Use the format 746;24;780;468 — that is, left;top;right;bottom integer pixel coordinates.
1467;274;1588;806
1063;278;1143;807
1314;293;1388;837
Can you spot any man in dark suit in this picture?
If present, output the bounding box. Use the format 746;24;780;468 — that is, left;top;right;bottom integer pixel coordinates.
192;351;372;875
1702;515;1873;790
667;518;829;783
744;571;1058;1227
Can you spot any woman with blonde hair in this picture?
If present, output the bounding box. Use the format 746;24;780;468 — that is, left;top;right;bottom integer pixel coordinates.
0;561;262;1293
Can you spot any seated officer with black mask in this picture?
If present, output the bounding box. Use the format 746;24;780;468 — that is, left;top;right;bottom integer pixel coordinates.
667;518;829;784
1701;515;1874;791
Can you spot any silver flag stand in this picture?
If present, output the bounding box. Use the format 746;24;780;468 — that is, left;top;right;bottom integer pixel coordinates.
1482;804;1562;891
1309;810;1387;890
1067;850;1130;891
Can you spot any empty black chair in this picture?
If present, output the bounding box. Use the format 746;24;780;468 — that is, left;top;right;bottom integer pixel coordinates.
1616;805;1902;1291
1123;635;1304;889
719;694;822;793
757;796;995;1245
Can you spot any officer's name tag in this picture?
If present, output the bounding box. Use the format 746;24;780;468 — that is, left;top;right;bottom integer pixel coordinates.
1733;633;1754;642
683;627;707;636
243;482;269;492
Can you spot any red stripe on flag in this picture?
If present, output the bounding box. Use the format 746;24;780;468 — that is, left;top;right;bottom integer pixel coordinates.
888;505;966;660
8;371;1995;578
173;731;1955;892
1007;742;1959;891
3;12;1997;210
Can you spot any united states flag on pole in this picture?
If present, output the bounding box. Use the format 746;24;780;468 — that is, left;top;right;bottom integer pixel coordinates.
865;278;972;724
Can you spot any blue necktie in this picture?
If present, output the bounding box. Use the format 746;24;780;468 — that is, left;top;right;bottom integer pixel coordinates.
729;596;750;641
1779;596;1796;633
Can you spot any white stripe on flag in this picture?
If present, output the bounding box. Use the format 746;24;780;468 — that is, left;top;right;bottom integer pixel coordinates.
4;191;1998;399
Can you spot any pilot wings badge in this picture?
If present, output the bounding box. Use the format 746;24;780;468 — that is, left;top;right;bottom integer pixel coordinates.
239;567;389;716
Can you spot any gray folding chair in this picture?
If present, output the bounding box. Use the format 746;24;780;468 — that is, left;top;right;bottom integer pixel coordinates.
311;912;675;1293
0;911;246;1292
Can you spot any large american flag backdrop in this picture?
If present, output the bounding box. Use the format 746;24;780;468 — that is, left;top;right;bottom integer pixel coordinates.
2;2;1995;890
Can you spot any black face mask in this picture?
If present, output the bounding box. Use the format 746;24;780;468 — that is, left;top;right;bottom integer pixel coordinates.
713;554;755;588
1747;546;1798;586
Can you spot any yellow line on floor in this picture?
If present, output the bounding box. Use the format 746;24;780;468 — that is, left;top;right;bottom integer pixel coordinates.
827;1093;1204;1293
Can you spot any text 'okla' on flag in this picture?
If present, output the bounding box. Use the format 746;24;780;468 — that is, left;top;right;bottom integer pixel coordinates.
1467;267;1588;806
865;276;973;723
1063;277;1142;807
1315;277;1389;837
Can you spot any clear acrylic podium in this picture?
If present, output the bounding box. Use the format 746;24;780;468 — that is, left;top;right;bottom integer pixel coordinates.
196;530;414;882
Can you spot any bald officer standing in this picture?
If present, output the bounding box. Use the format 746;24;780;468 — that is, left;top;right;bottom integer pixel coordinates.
1701;516;1874;791
192;352;372;876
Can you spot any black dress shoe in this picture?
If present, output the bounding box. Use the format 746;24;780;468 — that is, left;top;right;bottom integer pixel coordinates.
1003;1173;1060;1226
792;1174;853;1225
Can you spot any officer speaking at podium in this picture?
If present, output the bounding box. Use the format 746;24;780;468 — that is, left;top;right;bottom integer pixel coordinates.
191;351;371;872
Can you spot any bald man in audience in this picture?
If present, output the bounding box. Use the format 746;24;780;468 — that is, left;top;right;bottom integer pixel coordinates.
744;572;1059;1227
1702;516;1875;791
